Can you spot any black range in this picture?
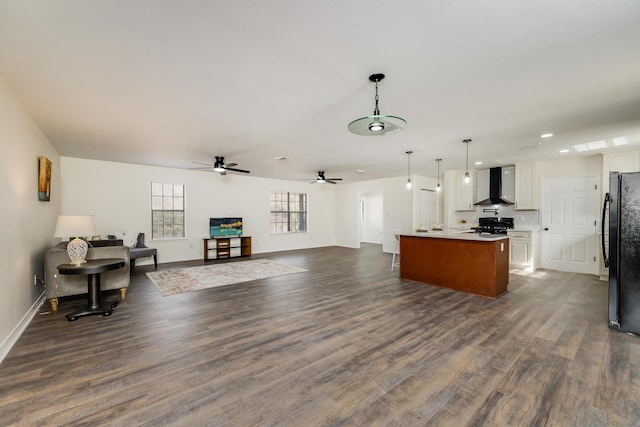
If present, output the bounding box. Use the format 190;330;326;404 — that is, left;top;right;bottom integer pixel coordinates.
475;217;514;234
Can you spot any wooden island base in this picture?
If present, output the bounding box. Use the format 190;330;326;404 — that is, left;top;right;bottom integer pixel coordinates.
400;234;509;298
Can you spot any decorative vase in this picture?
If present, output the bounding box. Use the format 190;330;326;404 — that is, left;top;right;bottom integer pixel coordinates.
67;237;89;265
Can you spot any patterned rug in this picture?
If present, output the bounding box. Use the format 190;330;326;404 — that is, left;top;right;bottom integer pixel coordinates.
146;259;307;296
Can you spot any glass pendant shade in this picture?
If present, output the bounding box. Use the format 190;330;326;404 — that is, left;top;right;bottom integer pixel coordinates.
349;73;406;136
349;115;407;136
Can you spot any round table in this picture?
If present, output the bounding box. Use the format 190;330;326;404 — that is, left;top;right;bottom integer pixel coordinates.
57;258;126;321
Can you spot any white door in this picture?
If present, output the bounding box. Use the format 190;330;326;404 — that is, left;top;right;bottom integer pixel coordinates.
540;177;598;274
359;192;383;244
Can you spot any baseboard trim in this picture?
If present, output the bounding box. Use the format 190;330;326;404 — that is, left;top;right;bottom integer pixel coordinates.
0;291;46;364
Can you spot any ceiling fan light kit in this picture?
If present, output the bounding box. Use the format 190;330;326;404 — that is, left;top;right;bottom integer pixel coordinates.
313;171;342;184
193;156;250;175
348;73;407;136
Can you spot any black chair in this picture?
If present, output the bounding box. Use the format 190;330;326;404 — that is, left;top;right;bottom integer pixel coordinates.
129;233;158;273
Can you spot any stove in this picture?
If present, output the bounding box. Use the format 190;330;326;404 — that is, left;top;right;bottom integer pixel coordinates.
476;217;514;234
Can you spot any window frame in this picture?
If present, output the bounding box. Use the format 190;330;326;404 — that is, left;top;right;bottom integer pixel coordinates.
151;182;186;240
269;191;308;234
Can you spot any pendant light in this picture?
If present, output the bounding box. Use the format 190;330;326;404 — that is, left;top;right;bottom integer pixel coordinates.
406;151;413;189
435;158;442;192
348;73;407;136
463;139;472;184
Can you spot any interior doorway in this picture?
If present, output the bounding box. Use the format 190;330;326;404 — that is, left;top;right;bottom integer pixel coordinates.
359;192;383;244
540;176;599;274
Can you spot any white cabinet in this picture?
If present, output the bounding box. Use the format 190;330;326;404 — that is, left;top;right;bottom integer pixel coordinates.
514;161;539;210
454;170;477;211
508;230;538;269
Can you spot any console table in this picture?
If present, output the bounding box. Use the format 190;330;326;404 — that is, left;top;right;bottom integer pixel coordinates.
203;236;251;261
57;258;126;321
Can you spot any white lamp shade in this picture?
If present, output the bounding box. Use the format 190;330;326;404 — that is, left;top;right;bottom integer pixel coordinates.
54;215;96;239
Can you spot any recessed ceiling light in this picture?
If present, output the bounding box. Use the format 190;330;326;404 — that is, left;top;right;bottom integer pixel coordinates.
559;149;570;153
355;169;366;173
274;155;289;160
540;133;554;138
474;161;483;165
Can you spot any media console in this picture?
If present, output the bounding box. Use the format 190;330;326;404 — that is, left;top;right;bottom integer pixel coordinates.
203;236;252;261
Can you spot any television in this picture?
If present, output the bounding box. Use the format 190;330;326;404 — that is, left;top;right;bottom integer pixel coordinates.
209;217;243;237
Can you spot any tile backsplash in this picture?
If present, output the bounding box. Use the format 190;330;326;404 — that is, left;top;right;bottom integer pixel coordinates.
454;206;540;228
454;165;540;229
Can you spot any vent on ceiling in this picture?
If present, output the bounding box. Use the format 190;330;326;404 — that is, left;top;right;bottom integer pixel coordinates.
516;141;543;149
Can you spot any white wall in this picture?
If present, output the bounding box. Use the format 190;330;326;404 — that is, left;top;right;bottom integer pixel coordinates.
538;155;601;181
60;157;336;263
0;76;60;360
335;175;413;253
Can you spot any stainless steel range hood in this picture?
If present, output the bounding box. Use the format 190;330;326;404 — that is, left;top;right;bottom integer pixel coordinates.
474;167;514;205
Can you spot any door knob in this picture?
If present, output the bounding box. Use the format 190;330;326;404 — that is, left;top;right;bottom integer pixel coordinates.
544;227;549;231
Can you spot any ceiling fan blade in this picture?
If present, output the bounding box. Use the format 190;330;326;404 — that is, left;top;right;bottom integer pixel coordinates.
224;167;250;174
219;170;227;176
192;161;214;167
325;178;343;181
326;180;337;184
225;162;238;168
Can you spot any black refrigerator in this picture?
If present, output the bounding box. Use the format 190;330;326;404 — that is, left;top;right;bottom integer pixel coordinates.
603;171;640;334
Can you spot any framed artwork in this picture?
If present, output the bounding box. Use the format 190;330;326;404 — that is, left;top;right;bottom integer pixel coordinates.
38;156;52;201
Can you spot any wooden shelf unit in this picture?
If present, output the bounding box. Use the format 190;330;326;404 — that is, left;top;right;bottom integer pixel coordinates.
203;236;252;261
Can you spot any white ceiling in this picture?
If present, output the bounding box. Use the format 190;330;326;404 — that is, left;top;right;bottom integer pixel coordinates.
1;0;639;183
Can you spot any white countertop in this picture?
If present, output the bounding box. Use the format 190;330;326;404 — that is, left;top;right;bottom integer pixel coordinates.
402;231;509;242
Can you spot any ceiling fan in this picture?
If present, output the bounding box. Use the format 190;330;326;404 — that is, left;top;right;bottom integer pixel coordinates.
310;171;343;184
193;156;250;175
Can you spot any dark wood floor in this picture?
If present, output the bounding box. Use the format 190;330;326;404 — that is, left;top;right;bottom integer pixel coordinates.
2;244;639;426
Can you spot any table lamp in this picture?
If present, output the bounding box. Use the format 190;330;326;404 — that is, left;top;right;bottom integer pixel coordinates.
54;215;97;265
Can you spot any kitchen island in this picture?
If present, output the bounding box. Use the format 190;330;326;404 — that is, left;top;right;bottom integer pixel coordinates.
400;232;509;298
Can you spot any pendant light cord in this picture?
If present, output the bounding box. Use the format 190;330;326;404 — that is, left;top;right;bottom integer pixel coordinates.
463;139;472;173
374;81;380;116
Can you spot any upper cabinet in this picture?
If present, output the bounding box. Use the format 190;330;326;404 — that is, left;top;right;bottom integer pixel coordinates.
602;150;640;194
514;161;539;210
450;169;477;211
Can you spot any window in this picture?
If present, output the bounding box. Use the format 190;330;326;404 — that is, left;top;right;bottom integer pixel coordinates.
152;182;185;239
270;191;307;233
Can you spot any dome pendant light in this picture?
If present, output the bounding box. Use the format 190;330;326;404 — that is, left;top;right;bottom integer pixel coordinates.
435;158;442;192
348;73;407;136
463;139;472;184
406;150;413;189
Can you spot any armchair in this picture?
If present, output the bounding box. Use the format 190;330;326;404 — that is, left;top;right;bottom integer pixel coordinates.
129;233;157;273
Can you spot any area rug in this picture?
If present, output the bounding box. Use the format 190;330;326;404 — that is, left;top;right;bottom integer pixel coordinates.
146;259;307;296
